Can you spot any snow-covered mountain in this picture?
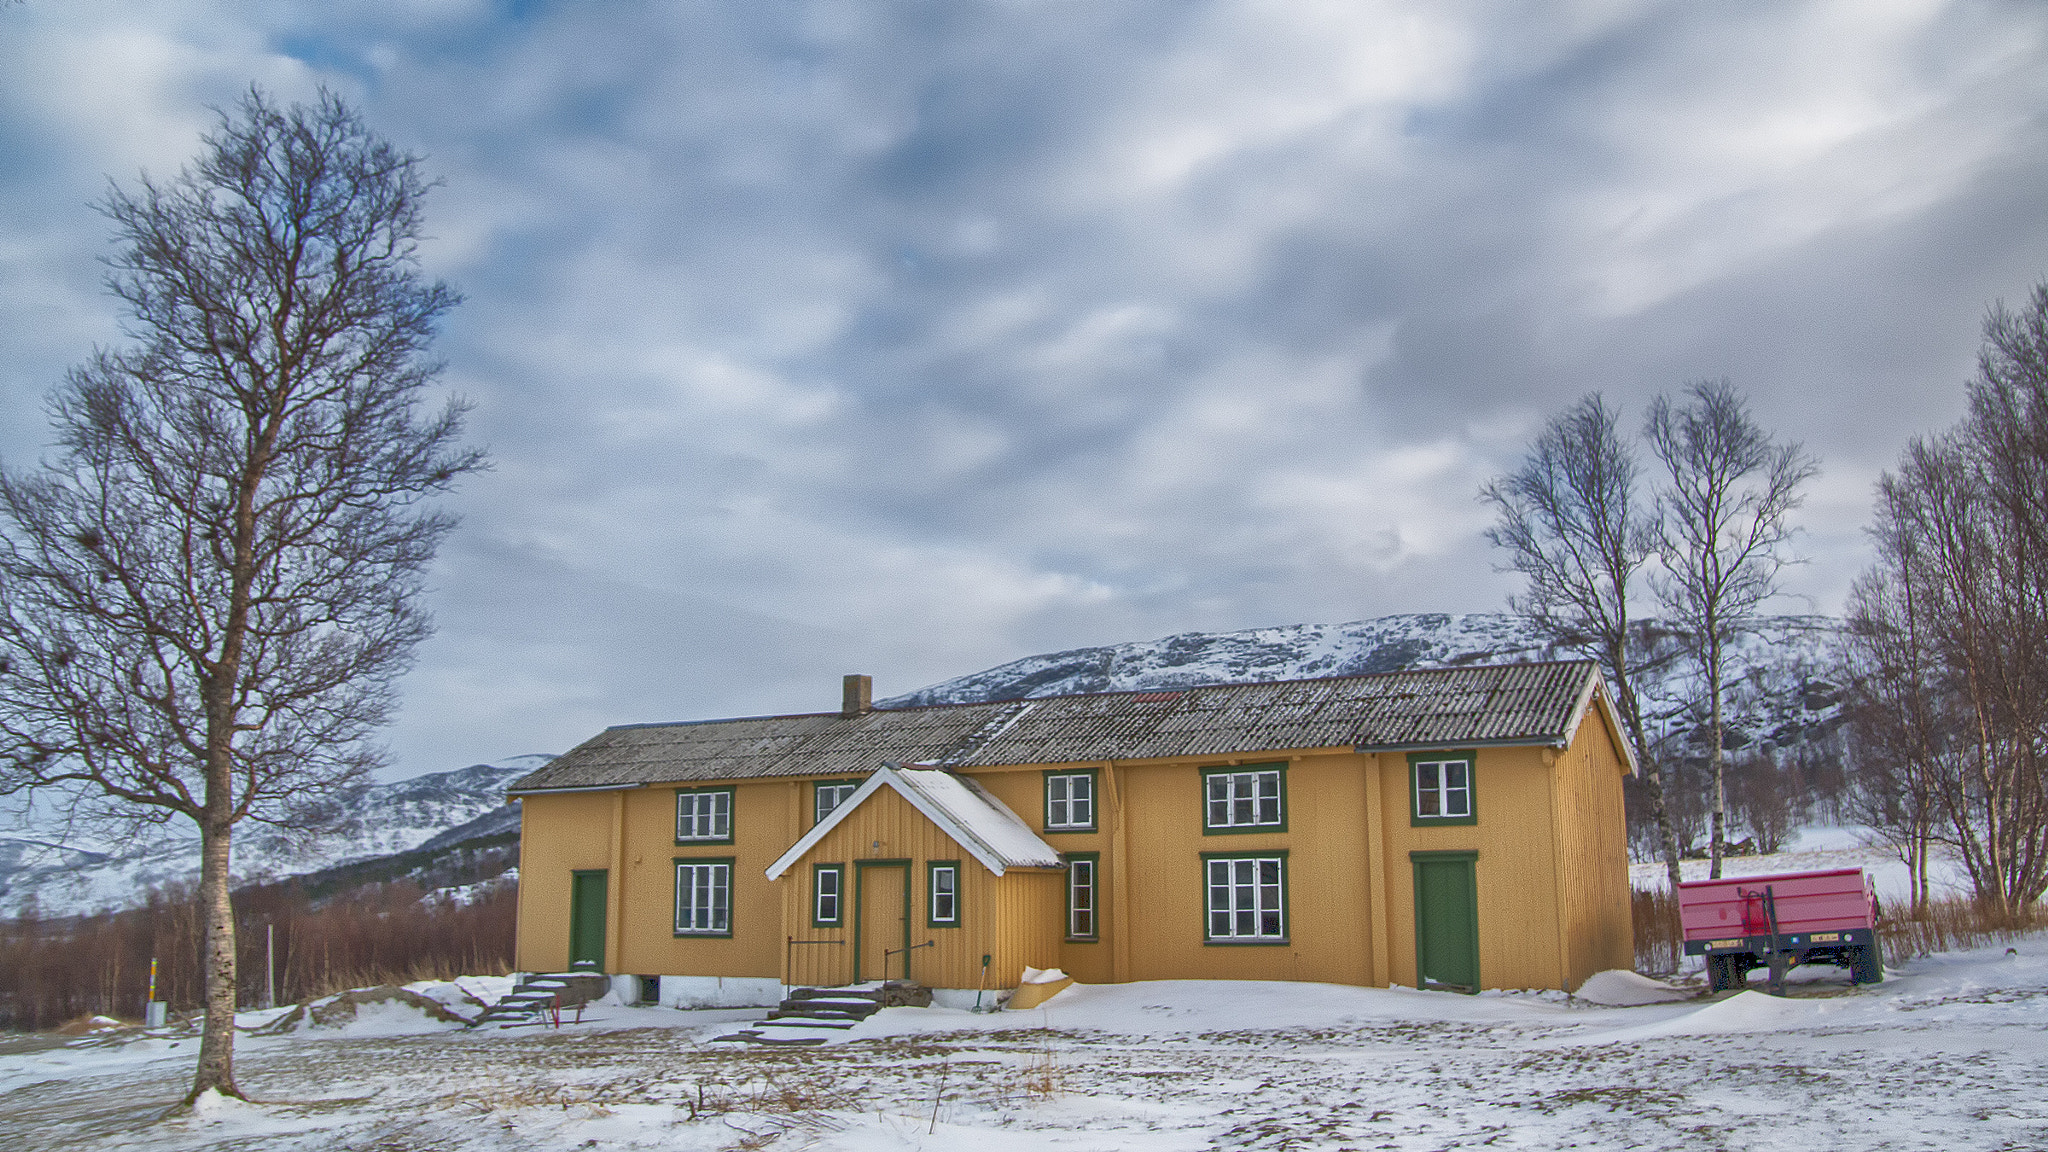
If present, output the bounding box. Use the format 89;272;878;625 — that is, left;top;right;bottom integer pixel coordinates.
0;754;553;917
885;612;1848;758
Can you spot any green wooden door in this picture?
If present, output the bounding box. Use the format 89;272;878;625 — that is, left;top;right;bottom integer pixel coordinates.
854;862;909;983
1413;853;1478;993
569;869;608;972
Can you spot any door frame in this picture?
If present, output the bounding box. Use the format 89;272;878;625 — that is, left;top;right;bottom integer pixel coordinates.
569;868;609;973
1410;850;1479;993
853;859;911;983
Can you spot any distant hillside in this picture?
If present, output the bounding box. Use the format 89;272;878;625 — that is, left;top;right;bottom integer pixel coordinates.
0;754;554;918
885;611;1848;760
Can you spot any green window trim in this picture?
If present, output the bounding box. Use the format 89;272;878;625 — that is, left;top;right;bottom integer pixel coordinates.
1200;763;1288;834
812;863;844;927
1408;751;1478;826
1042;768;1100;833
926;860;961;927
672;856;735;938
1200;849;1289;946
812;779;861;827
674;785;736;845
1063;852;1100;941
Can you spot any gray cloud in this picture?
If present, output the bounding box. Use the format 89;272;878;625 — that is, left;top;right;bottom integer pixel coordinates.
3;1;2046;778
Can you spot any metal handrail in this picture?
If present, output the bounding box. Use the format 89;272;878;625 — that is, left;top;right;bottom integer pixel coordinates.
883;939;935;982
786;935;846;985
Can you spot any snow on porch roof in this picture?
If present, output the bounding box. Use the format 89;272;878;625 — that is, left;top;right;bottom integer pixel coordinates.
765;766;1064;880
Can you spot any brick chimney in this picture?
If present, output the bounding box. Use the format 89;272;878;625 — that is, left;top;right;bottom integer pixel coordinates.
841;674;873;717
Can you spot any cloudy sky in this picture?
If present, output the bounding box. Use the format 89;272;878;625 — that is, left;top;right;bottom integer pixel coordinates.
3;1;2046;781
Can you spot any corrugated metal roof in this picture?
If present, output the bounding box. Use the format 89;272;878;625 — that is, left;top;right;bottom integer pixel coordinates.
508;660;1606;792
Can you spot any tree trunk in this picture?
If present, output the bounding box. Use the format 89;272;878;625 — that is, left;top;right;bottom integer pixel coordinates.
1707;630;1726;881
1610;655;1684;890
1642;760;1685;891
187;817;241;1102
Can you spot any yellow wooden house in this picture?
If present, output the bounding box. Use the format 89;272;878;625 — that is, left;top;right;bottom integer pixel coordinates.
508;661;1636;1008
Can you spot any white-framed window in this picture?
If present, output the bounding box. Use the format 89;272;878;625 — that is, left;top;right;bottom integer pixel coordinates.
1045;771;1096;831
1204;766;1284;830
1412;755;1474;822
674;859;732;935
1205;854;1285;941
675;788;733;842
1066;855;1098;939
928;862;959;926
814;781;859;825
813;864;843;926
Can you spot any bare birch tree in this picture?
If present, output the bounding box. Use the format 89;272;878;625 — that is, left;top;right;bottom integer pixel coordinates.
1481;393;1683;887
0;89;484;1103
1851;284;2048;916
1841;529;1949;914
1646;380;1817;880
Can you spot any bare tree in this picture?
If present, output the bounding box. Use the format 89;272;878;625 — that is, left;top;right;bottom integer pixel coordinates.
0;89;484;1103
1646;380;1818;879
1481;393;1684;887
1850;283;2048;917
1841;530;1950;915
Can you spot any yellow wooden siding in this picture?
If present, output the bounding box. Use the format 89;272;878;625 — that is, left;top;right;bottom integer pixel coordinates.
1552;714;1635;988
1373;746;1565;991
963;767;1117;982
968;753;1377;985
774;784;1062;989
522;780;802;981
971;748;1591;990
512;791;618;972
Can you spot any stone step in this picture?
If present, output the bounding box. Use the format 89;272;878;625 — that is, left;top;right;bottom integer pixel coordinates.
712;1030;828;1046
761;996;872;1012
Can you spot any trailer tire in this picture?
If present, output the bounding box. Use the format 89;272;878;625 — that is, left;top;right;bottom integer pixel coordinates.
1706;954;1738;993
1850;940;1884;985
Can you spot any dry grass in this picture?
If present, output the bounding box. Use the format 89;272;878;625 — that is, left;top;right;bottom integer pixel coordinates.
1878;898;2044;960
1632;888;1682;976
292;958;511;1002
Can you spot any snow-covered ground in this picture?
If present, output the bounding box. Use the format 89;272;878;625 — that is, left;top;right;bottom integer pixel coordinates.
5;939;2045;1151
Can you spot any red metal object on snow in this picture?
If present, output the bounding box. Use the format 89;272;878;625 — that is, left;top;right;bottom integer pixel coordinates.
1678;867;1884;993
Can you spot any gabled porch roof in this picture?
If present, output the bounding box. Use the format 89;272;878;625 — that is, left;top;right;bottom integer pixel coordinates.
764;766;1062;880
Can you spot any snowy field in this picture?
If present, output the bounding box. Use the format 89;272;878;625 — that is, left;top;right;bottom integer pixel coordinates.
4;941;2045;1151
1630;825;1971;904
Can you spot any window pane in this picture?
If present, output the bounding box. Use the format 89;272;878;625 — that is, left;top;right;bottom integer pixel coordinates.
1050;776;1081;827
1070;859;1096;938
1257;772;1280;823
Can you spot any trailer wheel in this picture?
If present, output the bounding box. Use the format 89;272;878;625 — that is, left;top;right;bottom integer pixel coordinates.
1850;939;1884;984
1706;955;1737;992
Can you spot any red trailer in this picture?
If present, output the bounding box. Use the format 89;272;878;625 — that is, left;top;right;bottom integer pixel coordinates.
1678;867;1884;993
